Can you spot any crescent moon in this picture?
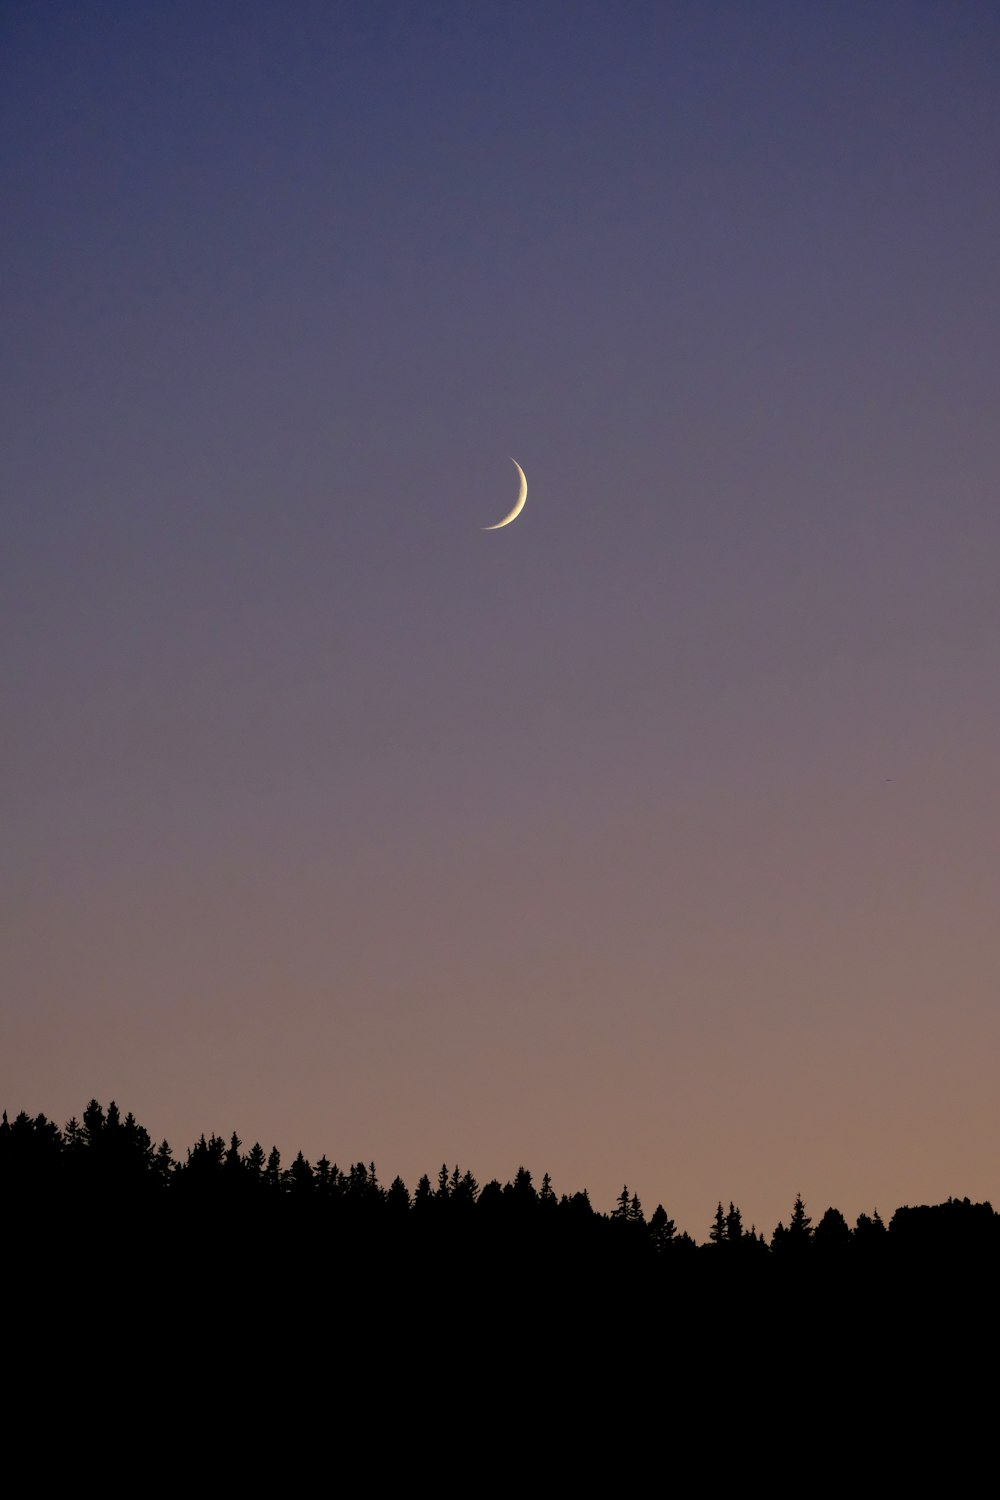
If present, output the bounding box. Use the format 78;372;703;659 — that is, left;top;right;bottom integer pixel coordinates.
483;458;528;530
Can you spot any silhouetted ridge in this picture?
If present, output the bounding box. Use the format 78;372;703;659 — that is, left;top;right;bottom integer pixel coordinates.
3;1101;997;1293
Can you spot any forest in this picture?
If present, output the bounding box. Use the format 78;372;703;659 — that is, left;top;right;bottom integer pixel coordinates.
3;1097;995;1279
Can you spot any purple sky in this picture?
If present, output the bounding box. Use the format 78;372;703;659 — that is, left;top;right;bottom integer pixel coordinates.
4;1;999;1238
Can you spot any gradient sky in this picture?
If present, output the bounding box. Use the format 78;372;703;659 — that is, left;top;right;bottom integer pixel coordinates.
4;1;999;1239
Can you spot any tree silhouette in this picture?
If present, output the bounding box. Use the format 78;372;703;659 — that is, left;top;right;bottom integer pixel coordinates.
814;1206;851;1256
508;1166;537;1204
789;1193;812;1239
4;1093;999;1314
710;1202;727;1245
386;1176;410;1217
649;1204;676;1254
854;1209;887;1257
153;1140;174;1188
286;1151;314;1198
413;1174;433;1215
452;1169;479;1210
265;1146;282;1192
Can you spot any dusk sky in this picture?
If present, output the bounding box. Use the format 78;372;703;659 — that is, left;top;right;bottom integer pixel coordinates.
4;1;999;1238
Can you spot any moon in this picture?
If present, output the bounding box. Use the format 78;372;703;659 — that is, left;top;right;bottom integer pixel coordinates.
483;458;528;530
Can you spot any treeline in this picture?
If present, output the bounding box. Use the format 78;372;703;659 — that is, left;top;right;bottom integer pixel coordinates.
2;1098;996;1275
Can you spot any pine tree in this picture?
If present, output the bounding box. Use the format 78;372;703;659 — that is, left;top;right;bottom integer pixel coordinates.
773;1194;813;1257
476;1179;504;1220
649;1204;676;1253
286;1151;314;1197
453;1170;479;1208
814;1206;850;1254
265;1146;282;1192
506;1167;537;1213
346;1161;376;1202
386;1176;411;1216
153;1140;174;1187
83;1100;105;1145
223;1133;243;1177
788;1193;812;1241
710;1202;727;1245
854;1209;888;1257
186;1133;224;1174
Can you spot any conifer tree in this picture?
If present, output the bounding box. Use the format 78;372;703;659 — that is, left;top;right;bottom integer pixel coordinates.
413;1174;433;1214
386;1176;411;1215
224;1133;243;1176
83;1100;105;1144
854;1210;888;1254
153;1140;174;1187
265;1146;282;1192
286;1151;314;1196
710;1202;727;1245
814;1206;850;1253
773;1195;813;1257
506;1167;537;1211
649;1204;676;1253
788;1193;812;1241
453;1170;479;1208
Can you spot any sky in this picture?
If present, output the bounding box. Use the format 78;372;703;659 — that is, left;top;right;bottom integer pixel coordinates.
3;0;999;1239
